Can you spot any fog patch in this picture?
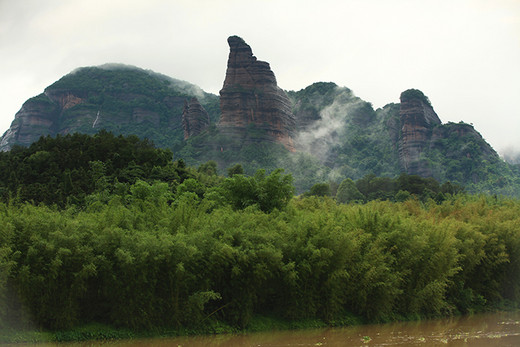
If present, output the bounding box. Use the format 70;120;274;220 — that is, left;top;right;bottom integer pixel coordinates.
167;78;208;100
294;92;365;162
279;87;371;191
72;63;213;101
501;147;520;165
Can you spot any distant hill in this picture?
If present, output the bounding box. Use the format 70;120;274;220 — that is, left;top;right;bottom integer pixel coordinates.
2;37;519;196
287;82;519;196
0;64;220;152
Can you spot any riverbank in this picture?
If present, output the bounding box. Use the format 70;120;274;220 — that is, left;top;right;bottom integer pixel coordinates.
0;314;357;343
2;311;520;346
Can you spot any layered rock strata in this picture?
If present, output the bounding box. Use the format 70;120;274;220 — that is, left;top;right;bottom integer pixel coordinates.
0;94;60;151
398;92;441;176
218;36;295;151
182;97;210;139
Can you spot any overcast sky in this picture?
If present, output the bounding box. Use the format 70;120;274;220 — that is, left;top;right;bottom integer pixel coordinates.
1;0;519;155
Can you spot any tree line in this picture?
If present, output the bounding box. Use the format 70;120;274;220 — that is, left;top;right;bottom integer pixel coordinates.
0;132;463;208
306;173;464;203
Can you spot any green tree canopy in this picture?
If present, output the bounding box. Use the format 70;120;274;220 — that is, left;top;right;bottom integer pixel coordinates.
336;178;364;203
221;168;294;212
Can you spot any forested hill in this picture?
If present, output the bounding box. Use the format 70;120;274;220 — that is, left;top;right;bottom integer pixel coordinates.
285;83;520;196
1;62;520;196
0;64;220;152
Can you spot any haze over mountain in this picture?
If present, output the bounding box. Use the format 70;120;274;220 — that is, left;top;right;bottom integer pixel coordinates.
2;35;519;197
1;1;519;156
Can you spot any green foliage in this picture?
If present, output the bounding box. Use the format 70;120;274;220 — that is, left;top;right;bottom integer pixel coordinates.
221;169;294;213
227;164;244;177
198;161;218;176
332;173;463;203
1;190;520;334
306;183;332;197
0;131;185;207
400;89;432;106
336;178;364;203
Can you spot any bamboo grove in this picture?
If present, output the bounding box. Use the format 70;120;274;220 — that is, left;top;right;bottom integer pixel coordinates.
0;133;519;333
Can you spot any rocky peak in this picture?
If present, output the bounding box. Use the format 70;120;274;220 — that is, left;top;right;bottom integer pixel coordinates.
399;89;441;128
218;36;295;151
182;97;210;139
224;36;278;88
398;89;441;176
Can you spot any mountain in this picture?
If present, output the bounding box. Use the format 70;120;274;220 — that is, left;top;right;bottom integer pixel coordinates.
287;83;518;195
0;64;220;152
1;37;519;196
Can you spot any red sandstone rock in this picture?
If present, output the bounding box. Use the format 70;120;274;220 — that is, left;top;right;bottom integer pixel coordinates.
59;93;84;110
398;93;441;176
182;97;210;139
218;36;295;151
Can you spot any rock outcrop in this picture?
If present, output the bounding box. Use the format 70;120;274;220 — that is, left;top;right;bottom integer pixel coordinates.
218;36;295;151
398;89;441;176
182;97;210;139
397;89;500;181
0;94;59;151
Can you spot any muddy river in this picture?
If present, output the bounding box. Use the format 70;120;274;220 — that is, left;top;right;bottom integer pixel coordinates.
12;311;520;346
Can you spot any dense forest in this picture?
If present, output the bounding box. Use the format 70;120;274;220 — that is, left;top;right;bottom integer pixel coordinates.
1;133;519;342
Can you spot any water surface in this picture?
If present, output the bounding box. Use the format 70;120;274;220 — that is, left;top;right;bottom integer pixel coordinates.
12;311;520;346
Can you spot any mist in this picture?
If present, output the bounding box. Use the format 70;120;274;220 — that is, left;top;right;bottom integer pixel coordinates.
294;87;365;162
501;147;520;165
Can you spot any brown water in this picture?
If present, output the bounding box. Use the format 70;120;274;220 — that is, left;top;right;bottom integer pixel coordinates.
11;311;520;346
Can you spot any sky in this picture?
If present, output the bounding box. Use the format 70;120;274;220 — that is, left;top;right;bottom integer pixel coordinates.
1;0;519;156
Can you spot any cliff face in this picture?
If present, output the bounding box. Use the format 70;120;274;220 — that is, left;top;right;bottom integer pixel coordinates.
398;91;441;176
0;94;59;150
218;36;295;151
182;97;210;139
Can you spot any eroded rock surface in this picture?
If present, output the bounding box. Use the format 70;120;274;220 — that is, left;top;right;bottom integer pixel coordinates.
182;97;210;139
218;36;295;151
398;91;441;176
0;95;59;151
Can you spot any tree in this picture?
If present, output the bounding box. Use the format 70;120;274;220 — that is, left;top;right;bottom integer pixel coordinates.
227;164;244;177
256;168;294;212
198;161;218;176
221;169;294;212
307;182;331;197
336;178;364;203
